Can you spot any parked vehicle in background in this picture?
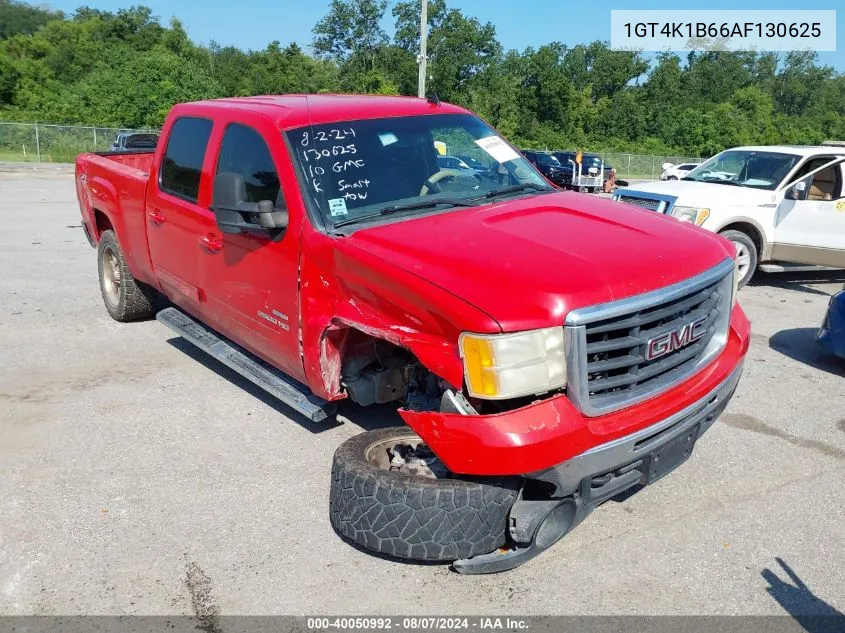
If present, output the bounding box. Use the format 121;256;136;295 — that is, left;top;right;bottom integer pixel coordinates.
614;146;845;287
76;94;748;574
552;151;613;193
110;132;159;151
661;162;701;180
819;285;845;360
437;154;479;175
455;154;485;171
521;149;567;186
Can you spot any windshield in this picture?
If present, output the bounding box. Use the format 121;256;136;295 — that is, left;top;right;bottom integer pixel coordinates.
684;150;801;190
286;113;551;228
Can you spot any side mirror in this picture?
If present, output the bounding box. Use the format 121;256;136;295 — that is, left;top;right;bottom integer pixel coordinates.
787;180;807;201
210;172;288;235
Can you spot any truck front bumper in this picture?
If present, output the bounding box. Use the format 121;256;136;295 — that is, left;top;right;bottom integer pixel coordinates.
399;305;750;479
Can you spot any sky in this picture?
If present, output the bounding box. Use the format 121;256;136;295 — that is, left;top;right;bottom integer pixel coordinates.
44;0;845;71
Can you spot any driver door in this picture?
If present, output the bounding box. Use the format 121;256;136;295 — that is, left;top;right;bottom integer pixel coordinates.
199;118;305;382
773;158;845;268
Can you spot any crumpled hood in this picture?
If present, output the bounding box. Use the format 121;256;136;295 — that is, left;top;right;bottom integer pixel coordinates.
619;179;777;208
342;191;734;332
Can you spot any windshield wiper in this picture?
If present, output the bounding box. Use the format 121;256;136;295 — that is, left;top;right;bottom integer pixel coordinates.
479;183;551;200
332;198;477;229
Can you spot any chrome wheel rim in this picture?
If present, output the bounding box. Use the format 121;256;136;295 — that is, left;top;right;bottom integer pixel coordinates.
365;434;448;479
733;240;751;282
102;247;121;307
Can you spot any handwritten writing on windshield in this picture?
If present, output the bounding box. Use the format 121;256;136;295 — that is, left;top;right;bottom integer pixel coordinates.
300;128;371;202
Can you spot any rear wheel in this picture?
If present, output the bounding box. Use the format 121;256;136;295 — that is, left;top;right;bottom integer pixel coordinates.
97;230;157;321
329;427;520;561
720;229;758;288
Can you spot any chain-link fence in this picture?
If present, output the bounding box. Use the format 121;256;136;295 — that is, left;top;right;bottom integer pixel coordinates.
0;122;158;163
596;152;702;181
0;121;701;179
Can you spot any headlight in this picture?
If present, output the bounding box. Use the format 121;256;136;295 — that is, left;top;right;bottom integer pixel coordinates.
671;206;710;226
731;258;740;307
459;327;566;399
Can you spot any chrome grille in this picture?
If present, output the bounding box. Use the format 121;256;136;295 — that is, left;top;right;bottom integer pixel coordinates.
564;259;734;417
618;195;662;211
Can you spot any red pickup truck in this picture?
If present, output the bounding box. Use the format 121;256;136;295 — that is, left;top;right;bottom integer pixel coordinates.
76;95;749;573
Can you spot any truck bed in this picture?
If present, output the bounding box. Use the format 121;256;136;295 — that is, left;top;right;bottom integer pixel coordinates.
90;150;155;177
75;150;156;287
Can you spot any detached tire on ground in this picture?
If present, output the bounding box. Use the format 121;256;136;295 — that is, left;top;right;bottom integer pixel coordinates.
97;229;157;322
719;229;758;289
330;427;521;561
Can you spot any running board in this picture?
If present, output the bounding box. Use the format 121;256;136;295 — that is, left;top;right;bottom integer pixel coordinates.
759;262;839;273
156;307;336;422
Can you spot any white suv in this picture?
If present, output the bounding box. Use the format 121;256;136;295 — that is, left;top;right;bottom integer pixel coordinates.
614;146;845;286
660;162;701;180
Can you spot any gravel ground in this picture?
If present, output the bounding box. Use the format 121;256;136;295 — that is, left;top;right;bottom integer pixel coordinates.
1;172;843;616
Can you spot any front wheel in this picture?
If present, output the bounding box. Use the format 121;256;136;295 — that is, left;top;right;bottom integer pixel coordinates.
329;427;520;561
720;229;758;288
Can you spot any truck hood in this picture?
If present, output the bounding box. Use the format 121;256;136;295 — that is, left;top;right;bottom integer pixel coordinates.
342;191;734;332
620;179;777;208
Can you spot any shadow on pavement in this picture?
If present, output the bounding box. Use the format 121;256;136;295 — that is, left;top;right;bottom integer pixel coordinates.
750;270;845;297
165;336;404;434
768;328;845;376
762;557;845;633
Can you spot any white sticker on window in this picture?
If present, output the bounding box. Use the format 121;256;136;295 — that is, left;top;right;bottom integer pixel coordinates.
475;135;520;164
328;198;348;216
378;132;398;146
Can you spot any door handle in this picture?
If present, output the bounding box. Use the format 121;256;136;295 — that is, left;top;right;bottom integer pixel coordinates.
199;233;223;253
148;209;165;225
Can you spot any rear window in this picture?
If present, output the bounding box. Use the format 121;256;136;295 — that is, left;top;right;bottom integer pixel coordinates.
160;117;213;202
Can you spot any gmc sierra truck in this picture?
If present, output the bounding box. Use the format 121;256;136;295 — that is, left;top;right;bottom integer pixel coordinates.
76;95;749;573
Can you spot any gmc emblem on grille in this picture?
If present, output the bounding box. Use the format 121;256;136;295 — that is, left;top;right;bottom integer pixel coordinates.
645;316;708;361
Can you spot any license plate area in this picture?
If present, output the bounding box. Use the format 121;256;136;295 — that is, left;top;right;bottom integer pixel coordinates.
645;424;699;484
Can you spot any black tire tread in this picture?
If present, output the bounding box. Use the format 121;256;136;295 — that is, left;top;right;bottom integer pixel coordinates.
330;427;520;561
97;229;157;322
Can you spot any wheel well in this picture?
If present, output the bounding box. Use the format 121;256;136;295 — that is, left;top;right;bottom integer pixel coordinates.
322;326;444;409
93;210;113;239
719;222;763;256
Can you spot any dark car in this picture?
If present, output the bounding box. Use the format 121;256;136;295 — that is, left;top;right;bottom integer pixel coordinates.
455;154;485;171
819;285;845;359
552;151;613;192
110;132;159;151
521;150;566;186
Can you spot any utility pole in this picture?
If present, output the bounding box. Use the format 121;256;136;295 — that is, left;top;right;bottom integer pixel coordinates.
417;0;428;98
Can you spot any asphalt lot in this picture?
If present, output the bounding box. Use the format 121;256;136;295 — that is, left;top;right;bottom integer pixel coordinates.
1;170;844;616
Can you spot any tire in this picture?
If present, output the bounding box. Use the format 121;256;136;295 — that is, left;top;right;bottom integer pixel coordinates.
97;229;157;322
330;427;521;562
719;229;758;289
668;175;678;180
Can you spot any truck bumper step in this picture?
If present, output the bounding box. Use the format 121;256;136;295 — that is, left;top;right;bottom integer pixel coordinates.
156;307;336;422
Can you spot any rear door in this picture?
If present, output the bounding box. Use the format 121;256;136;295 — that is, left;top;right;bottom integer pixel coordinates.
146;116;217;316
772;156;845;268
200;118;304;381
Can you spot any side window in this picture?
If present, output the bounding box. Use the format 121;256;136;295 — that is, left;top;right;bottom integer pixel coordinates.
160;117;213;202
787;157;841;201
216;123;282;205
792;157;831;182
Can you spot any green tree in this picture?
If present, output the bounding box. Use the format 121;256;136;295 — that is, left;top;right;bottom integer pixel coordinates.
312;0;388;71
